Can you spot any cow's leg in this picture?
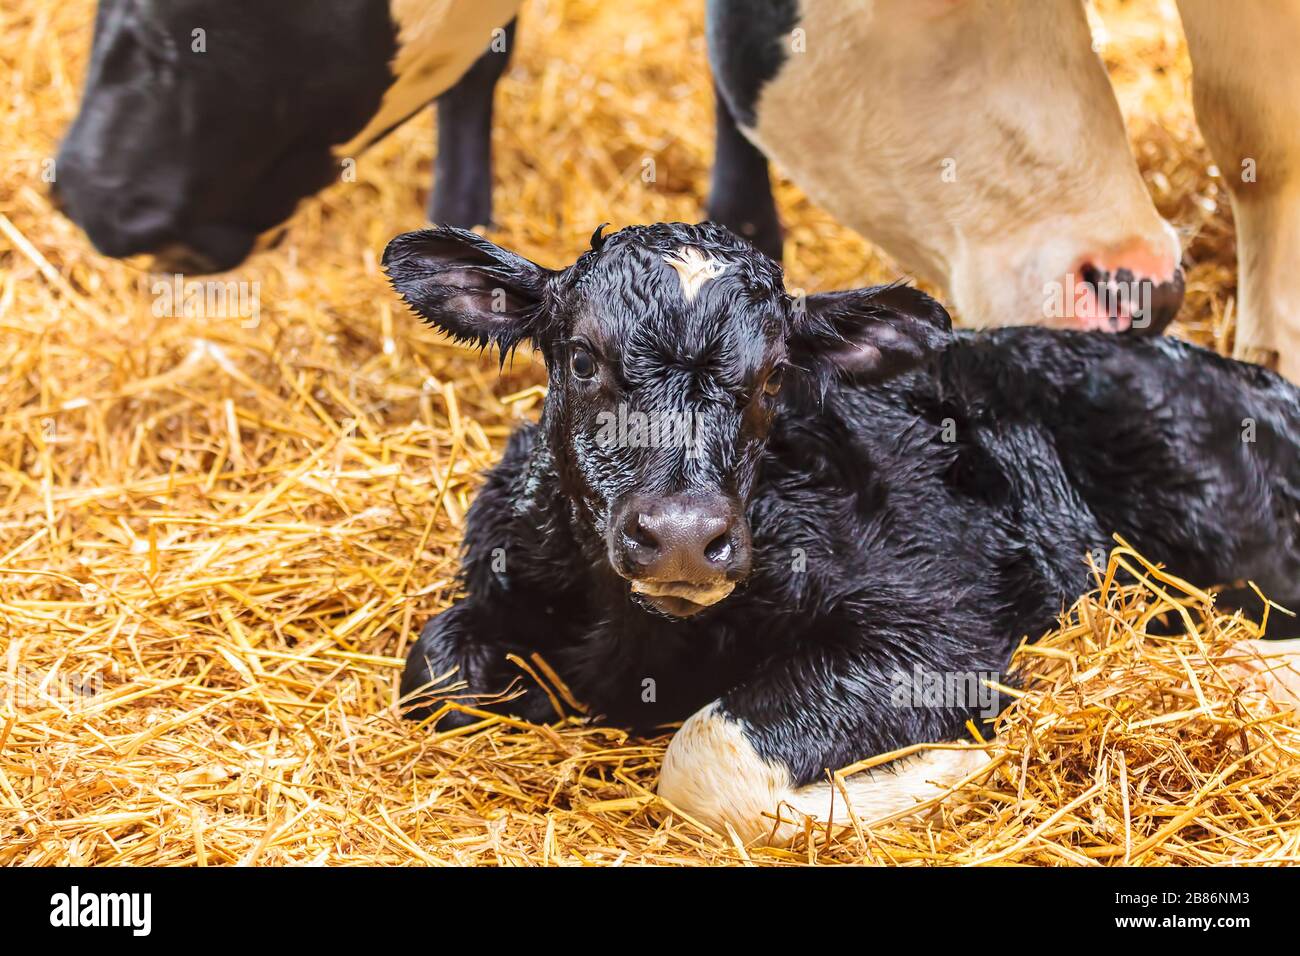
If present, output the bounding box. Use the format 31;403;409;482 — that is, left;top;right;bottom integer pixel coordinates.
1179;0;1300;381
706;84;783;262
657;630;1001;845
659;701;990;844
399;596;557;729
429;18;518;228
660;640;1300;845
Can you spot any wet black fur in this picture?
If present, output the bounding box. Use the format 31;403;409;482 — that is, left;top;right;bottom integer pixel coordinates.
385;221;1300;788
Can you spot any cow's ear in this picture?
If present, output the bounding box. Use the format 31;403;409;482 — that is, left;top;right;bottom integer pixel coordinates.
383;227;554;354
790;284;952;382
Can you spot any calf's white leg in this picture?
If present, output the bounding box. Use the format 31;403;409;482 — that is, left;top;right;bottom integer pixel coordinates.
660;641;1300;846
658;702;990;846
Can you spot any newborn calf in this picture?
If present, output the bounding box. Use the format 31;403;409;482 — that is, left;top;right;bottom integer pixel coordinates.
384;222;1300;843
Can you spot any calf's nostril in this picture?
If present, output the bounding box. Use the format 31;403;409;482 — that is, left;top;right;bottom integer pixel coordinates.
619;514;662;568
631;513;660;550
616;497;748;583
704;531;732;566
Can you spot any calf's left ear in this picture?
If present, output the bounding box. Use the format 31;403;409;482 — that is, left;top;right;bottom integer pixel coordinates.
790;284;953;381
383;227;555;354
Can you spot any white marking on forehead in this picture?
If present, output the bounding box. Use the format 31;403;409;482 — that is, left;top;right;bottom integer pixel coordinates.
662;246;728;302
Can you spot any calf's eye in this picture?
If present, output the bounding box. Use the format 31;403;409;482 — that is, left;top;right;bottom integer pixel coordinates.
571;345;597;380
763;368;784;396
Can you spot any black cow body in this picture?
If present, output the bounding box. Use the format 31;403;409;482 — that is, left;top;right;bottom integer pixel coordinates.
385;221;1299;842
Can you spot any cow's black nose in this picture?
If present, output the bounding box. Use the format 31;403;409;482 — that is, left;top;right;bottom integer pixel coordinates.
614;494;751;584
1139;268;1186;335
51;157;256;273
1078;264;1185;336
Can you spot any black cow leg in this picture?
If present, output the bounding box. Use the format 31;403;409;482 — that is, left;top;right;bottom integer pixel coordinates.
706;83;783;262
428;18;518;227
399;597;556;729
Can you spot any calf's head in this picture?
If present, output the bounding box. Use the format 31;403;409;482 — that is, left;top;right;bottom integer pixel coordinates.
384;222;951;619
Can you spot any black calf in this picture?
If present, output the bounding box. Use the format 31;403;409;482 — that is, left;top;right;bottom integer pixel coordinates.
383;221;1300;840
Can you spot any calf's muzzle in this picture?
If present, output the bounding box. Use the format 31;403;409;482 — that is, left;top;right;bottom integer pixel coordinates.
610;493;752;617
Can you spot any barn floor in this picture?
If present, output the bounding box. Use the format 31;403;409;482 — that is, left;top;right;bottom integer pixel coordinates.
2;0;1298;865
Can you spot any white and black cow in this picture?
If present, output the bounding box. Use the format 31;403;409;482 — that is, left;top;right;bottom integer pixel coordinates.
385;220;1300;844
55;0;1300;379
54;0;520;272
706;0;1186;335
707;0;1300;379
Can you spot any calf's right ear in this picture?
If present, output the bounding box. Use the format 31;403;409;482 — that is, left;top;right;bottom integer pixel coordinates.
382;227;554;354
791;283;953;383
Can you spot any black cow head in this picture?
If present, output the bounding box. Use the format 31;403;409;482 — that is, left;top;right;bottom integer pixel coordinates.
384;222;952;618
53;0;398;272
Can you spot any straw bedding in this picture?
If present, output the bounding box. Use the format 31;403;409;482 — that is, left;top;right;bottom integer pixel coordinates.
1;0;1297;865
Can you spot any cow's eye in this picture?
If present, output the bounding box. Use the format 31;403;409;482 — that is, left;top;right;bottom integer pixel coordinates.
571;346;597;380
762;368;783;396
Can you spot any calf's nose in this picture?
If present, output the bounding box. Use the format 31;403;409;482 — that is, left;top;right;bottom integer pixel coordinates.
616;494;750;583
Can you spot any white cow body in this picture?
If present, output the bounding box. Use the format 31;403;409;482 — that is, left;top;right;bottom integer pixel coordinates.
738;0;1181;331
713;0;1300;379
